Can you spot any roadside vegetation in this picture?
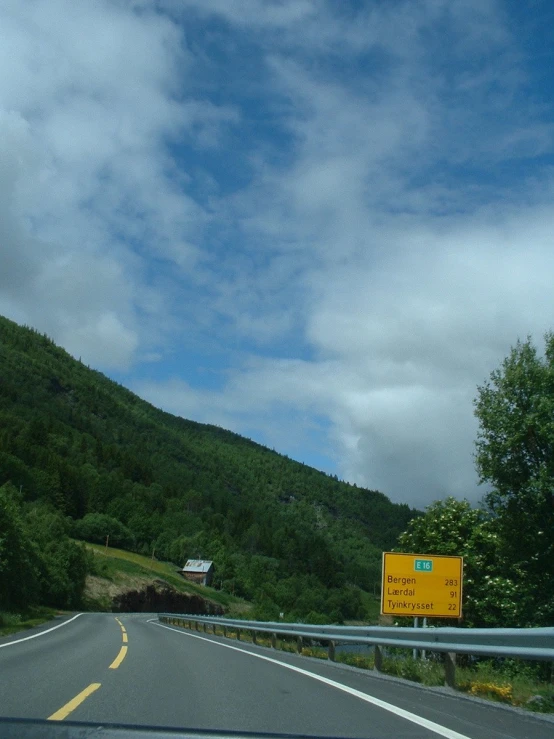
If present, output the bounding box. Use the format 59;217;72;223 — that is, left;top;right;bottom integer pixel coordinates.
0;607;59;638
0;481;89;615
337;652;554;713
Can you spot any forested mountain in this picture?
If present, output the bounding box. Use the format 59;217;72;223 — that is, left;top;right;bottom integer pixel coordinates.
0;315;417;620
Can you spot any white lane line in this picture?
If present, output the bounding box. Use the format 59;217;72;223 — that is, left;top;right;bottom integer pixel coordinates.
150;620;472;739
0;613;83;649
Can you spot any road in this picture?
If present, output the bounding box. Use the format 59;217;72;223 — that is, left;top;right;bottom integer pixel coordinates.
0;613;552;738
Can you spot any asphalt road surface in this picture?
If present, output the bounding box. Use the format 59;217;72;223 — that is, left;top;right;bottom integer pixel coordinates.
0;613;552;738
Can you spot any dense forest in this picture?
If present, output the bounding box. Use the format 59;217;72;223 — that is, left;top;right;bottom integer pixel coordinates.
0;315;416;620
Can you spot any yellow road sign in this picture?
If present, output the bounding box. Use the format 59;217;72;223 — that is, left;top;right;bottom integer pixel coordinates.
381;552;463;618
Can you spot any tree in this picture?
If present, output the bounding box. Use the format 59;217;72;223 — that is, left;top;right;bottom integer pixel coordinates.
474;334;554;624
397;498;516;626
398;498;482;557
26;505;89;609
0;484;40;610
72;512;135;550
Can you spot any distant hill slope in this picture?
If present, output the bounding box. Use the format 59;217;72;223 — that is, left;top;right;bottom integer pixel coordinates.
0;314;417;620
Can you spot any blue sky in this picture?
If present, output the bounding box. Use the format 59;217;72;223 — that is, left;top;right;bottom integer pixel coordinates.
2;0;554;507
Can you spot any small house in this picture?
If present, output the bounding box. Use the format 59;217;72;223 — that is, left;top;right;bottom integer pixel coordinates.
179;559;214;587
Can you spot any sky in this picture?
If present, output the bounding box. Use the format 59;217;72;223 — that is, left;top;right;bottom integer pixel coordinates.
2;0;554;509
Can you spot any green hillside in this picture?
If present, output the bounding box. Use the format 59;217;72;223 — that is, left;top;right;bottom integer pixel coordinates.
0;314;417;620
82;542;249;615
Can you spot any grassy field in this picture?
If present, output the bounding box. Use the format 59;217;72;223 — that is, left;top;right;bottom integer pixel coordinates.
82;541;250;614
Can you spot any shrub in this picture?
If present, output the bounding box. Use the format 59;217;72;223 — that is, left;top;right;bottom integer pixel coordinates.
72;513;135;549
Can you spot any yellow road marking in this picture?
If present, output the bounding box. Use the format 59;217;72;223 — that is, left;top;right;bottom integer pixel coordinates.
47;683;101;721
109;645;128;669
47;617;128;720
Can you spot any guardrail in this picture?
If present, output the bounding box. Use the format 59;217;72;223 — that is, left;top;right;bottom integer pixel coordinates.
158;614;554;688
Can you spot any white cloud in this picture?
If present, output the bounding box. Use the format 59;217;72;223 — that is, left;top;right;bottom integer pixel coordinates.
138;203;554;506
301;212;554;504
4;0;554;508
137;0;554;506
0;0;239;369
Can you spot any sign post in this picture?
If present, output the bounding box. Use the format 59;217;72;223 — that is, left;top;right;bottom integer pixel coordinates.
381;552;463;618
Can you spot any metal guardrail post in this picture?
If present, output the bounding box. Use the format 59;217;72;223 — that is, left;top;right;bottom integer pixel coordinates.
296;636;303;654
223;626;227;637
252;630;257;644
374;644;383;672
444;652;456;688
237;628;241;641
328;640;336;661
203;623;207;633
271;633;277;649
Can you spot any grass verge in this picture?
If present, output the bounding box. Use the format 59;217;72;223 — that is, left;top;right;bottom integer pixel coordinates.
0;607;60;638
457;660;554;713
